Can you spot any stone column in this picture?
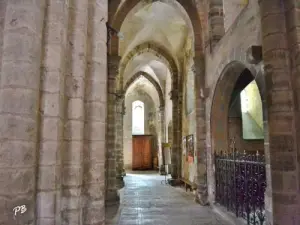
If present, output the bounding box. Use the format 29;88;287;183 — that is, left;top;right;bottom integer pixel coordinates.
115;96;125;188
106;55;121;204
207;1;225;50
62;0;89;223
193;57;209;205
36;1;69;224
81;1;107;224
0;1;46;224
159;105;167;174
259;0;299;224
170;91;182;179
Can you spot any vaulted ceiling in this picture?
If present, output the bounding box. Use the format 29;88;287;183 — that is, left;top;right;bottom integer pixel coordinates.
117;0;194;104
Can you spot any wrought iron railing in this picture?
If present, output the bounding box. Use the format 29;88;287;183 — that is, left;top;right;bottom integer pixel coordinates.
215;150;266;225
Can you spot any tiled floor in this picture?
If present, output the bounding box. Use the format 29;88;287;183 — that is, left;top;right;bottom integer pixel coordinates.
106;171;231;225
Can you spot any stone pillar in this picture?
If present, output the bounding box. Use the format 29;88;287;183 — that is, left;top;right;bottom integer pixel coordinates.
193;57;209;205
115;96;125;188
0;1;46;224
62;0;89;223
170;91;182;179
81;1;107;224
106;55;121;204
159;105;167;174
259;0;299;224
37;1;69;224
208;1;225;50
121;103;126;177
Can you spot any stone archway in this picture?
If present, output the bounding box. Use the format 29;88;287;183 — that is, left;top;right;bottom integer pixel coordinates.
108;0;203;57
123;71;165;108
118;42;182;178
118;42;179;90
209;61;269;212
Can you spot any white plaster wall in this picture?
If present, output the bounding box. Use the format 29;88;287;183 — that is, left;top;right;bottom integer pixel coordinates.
123;91;158;169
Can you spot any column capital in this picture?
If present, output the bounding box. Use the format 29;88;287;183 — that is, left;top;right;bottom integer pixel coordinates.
159;105;165;112
169;90;178;101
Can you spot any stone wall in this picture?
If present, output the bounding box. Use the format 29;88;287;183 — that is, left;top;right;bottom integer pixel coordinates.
223;0;248;31
205;0;261;203
0;1;108;224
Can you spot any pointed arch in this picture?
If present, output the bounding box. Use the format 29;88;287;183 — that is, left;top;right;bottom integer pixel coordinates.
108;0;203;57
124;71;165;108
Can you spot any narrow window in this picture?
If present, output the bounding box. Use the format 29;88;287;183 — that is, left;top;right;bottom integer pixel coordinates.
132;100;145;135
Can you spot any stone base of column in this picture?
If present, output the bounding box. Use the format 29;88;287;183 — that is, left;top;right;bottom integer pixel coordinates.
122;169;126;177
105;189;120;206
170;164;178;179
194;183;209;206
159;165;167;175
116;176;125;189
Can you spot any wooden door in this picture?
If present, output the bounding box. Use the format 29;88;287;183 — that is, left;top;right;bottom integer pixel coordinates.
132;135;152;170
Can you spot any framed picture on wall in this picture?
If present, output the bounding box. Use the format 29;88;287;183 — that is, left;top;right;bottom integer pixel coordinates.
187;134;194;163
182;137;187;156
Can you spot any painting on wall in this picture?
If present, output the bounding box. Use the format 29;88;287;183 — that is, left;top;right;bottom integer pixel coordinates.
182;137;187;155
187;135;194;163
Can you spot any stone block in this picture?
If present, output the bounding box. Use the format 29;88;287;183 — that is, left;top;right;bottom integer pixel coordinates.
61;210;80;225
44;21;64;45
5;5;43;34
43;44;63;71
83;141;105;163
85;79;106;102
62;166;82;186
2;27;41;62
0;114;37;141
84;102;106;122
63;140;83;164
39;141;58;166
4;193;35;225
65;76;85;98
87;61;106;82
36;218;55;225
0;168;35;194
67;98;84;120
1;60;39;89
0;140;36;167
83;162;105;184
41;93;61;117
38;166;56;190
41;117;61;141
83;207;105;225
0;88;38;117
64;120;84;141
84;121;105;141
42;70;61;93
61;195;81;210
36;191;56;218
83;183;105;199
8;0;45;10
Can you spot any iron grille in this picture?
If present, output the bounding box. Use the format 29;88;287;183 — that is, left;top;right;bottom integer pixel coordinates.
215;150;266;225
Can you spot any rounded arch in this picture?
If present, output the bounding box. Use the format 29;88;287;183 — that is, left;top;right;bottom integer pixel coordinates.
124;71;165;108
118;42;179;90
210;61;266;153
208;61;268;202
108;0;203;57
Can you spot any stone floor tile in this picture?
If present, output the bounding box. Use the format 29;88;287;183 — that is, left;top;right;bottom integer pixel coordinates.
106;171;231;225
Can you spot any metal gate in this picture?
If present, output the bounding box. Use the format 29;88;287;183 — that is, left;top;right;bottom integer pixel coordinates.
215;150;266;225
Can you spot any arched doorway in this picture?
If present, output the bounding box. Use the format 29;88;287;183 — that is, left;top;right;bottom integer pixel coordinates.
210;61;268;224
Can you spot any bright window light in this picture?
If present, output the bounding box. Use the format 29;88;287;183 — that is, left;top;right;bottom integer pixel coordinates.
132;100;145;135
